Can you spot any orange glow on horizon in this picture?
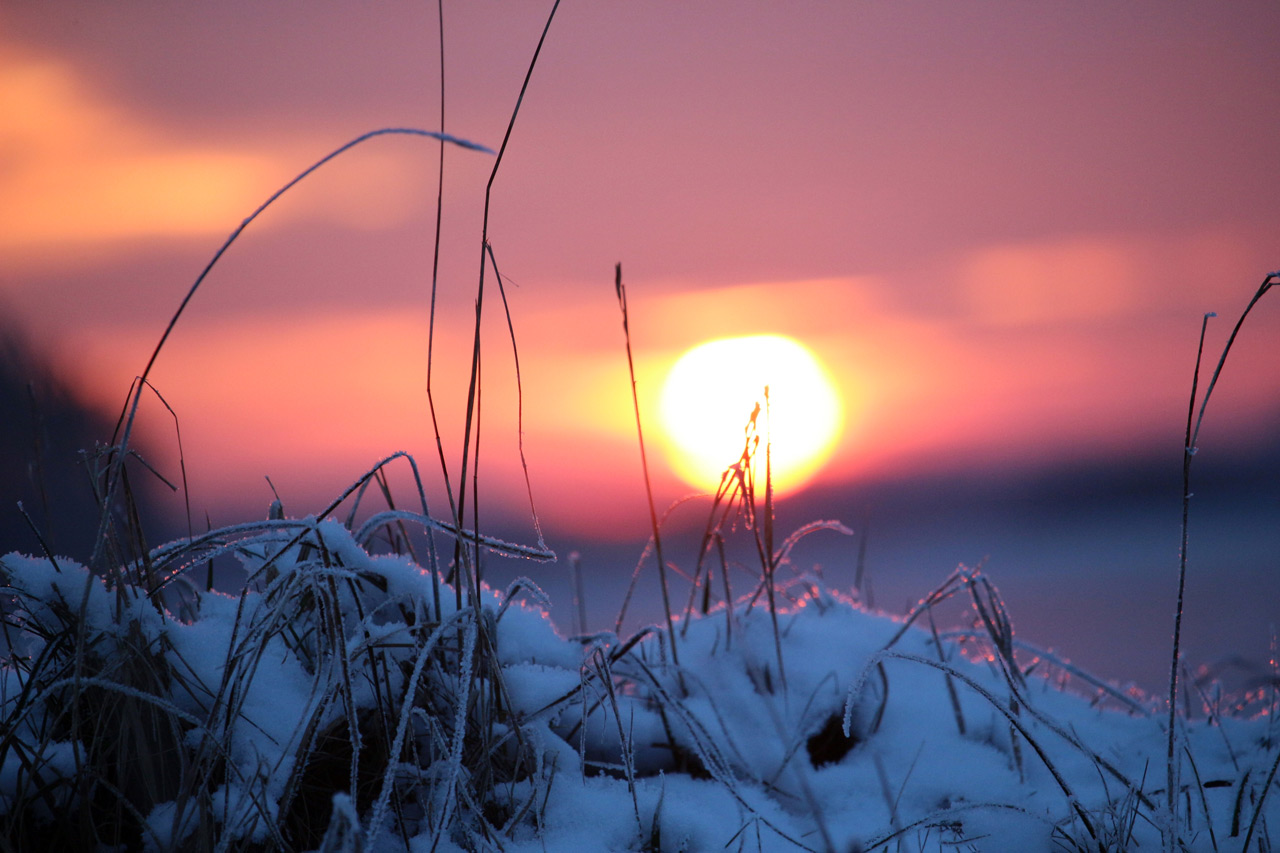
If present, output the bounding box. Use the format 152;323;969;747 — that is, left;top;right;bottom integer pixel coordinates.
47;259;1280;542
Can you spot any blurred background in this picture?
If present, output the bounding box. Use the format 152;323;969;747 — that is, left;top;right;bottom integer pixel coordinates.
3;1;1278;695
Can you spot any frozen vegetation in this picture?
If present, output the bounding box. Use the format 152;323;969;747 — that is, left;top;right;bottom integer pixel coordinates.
4;5;1276;846
2;491;1278;851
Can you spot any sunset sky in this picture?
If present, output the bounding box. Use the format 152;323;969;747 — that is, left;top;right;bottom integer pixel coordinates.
3;3;1278;685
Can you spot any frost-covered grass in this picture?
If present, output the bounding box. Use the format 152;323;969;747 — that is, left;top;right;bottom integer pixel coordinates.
3;477;1279;851
4;4;1279;849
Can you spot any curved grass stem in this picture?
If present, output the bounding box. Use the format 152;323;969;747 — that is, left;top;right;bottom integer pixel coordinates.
1165;271;1276;851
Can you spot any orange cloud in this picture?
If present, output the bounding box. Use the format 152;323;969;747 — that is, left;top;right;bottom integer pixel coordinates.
0;50;437;262
961;237;1142;326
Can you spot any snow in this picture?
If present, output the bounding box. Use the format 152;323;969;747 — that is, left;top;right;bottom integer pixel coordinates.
2;517;1278;851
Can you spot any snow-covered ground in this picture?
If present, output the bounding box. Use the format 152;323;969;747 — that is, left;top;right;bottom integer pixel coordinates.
3;509;1276;851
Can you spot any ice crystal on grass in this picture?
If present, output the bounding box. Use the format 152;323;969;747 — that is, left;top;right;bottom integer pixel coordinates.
4;522;1277;851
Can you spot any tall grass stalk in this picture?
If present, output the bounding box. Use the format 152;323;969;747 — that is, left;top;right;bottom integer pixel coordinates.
1166;271;1277;850
92;126;493;579
453;0;561;605
758;388;787;693
422;0;450;625
485;242;547;553
614;263;680;666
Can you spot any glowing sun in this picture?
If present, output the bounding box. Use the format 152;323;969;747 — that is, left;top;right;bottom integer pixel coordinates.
657;334;843;494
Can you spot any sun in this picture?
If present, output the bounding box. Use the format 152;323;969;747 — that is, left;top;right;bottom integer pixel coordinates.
657;334;843;494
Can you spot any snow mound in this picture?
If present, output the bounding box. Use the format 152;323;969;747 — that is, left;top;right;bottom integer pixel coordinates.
2;520;1277;851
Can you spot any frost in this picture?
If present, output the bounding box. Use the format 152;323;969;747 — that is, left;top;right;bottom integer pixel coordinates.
3;525;1276;850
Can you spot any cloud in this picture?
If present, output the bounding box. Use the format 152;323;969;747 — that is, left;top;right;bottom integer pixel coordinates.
0;49;432;262
954;230;1274;328
0;54;275;252
960;237;1142;326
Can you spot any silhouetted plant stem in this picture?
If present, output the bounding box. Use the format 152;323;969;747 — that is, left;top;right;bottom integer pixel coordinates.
455;0;561;603
761;387;787;693
1165;271;1276;851
424;0;450;623
486;242;547;551
615;263;679;666
96;126;492;574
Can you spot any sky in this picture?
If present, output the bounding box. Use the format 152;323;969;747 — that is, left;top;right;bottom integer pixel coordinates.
2;2;1278;688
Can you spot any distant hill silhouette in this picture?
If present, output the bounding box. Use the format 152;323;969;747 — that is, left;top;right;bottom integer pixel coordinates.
0;326;137;562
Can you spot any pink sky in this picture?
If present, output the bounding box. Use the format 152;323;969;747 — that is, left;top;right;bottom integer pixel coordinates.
3;1;1278;543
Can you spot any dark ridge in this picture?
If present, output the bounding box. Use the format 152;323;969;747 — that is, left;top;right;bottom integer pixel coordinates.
0;324;141;561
